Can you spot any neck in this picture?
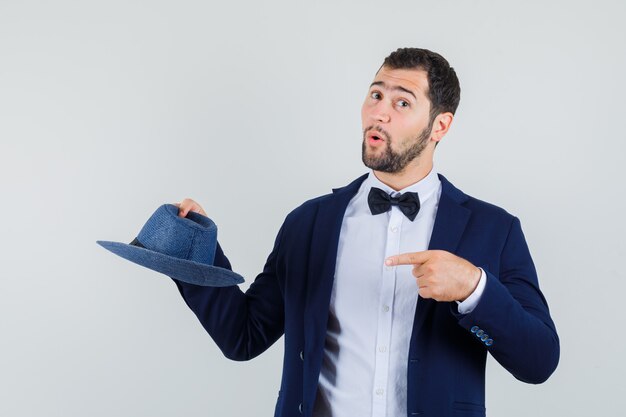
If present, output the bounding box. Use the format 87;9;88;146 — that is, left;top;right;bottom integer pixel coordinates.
373;158;434;191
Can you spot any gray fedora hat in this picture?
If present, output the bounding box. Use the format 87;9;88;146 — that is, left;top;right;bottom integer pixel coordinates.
97;204;244;287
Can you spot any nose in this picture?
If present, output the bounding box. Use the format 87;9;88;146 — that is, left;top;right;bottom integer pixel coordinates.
369;102;391;124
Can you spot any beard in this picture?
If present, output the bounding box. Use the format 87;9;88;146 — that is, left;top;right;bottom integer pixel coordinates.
361;122;433;174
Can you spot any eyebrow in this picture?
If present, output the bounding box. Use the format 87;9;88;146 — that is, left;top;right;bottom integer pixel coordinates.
369;81;417;100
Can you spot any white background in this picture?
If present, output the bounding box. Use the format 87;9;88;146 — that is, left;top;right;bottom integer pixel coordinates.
1;0;624;415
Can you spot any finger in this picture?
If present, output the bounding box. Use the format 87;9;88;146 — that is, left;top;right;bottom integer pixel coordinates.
412;264;426;279
418;286;433;299
179;201;207;217
178;201;192;217
386;251;431;266
173;202;186;217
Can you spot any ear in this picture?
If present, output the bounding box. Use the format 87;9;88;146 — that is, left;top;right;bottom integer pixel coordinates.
430;112;454;144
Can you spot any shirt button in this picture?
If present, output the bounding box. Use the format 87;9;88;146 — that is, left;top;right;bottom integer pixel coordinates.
378;346;387;352
485;339;494;346
470;326;479;333
299;403;303;413
299;350;304;361
383;305;390;312
375;388;384;396
476;330;484;337
390;226;399;233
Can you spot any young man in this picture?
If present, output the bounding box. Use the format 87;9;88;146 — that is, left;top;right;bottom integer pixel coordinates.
175;48;559;417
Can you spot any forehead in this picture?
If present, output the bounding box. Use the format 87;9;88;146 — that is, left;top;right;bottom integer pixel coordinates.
370;67;429;100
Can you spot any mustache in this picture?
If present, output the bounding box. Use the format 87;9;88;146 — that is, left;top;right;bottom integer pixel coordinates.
363;125;391;141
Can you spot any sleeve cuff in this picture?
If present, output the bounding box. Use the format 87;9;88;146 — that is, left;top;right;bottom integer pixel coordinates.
455;267;487;314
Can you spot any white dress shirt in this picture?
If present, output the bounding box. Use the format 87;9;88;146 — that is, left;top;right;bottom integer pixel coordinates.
312;168;486;417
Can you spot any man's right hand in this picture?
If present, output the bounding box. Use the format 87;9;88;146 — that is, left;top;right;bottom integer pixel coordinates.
175;198;207;218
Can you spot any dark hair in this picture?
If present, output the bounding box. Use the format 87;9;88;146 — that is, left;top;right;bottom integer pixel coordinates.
381;47;461;121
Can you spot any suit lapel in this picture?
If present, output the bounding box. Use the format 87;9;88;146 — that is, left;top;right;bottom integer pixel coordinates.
428;174;471;252
303;174;368;335
410;174;472;348
302;173;367;411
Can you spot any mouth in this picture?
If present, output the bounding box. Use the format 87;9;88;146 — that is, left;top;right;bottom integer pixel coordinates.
365;129;387;146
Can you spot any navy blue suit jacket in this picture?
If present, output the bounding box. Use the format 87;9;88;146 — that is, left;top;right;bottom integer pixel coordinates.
173;173;559;417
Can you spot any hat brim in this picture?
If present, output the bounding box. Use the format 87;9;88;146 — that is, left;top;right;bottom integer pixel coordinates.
97;240;244;287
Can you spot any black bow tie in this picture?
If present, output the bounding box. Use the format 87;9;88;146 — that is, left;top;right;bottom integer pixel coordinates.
367;187;421;221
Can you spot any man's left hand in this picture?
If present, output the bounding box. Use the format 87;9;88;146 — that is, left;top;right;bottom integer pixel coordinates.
385;250;481;302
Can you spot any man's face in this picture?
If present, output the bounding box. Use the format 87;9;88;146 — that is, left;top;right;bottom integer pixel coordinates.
361;66;434;173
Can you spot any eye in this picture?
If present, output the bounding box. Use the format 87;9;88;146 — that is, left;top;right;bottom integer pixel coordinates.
397;100;410;108
370;91;382;100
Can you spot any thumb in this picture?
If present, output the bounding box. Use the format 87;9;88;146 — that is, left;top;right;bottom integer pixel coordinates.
175;203;189;217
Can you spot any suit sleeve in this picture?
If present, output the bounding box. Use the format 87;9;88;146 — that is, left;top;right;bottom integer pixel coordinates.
454;216;560;384
171;224;286;362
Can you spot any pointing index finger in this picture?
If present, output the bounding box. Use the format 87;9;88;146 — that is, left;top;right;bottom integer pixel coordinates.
385;251;430;266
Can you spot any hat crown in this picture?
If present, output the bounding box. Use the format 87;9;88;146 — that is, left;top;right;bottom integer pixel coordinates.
136;204;217;265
